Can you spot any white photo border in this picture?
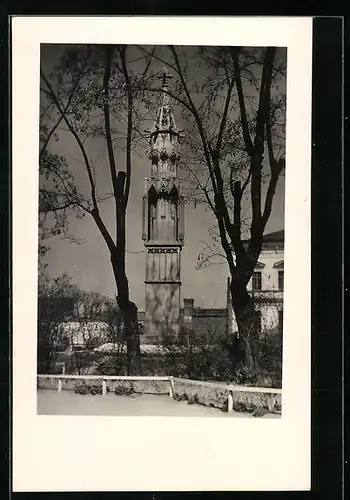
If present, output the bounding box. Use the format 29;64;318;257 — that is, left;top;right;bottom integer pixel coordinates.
12;16;312;492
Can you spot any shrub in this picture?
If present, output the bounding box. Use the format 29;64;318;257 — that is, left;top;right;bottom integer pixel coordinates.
232;362;255;385
274;402;282;413
232;401;252;413
114;385;133;396
75;383;90;395
95;354;126;376
157;335;235;382
252;407;268;417
223;331;282;388
187;394;199;405
74;382;102;395
89;384;103;395
173;393;188;402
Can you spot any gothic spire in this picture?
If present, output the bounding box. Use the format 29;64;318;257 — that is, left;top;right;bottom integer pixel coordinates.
152;68;176;133
157;67;173;106
146;68;184;188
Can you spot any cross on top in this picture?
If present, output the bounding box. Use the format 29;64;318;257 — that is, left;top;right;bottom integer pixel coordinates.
157;68;173;88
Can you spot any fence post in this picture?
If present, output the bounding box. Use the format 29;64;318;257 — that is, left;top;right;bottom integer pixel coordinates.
58;378;62;394
102;379;107;396
169;377;174;399
227;389;233;413
267;395;274;413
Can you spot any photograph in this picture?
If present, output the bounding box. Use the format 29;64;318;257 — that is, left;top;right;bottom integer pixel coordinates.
12;17;312;492
37;43;285;418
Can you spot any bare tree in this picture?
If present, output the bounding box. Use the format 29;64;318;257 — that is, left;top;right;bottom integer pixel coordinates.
39;45;155;374
142;45;286;375
37;273;80;373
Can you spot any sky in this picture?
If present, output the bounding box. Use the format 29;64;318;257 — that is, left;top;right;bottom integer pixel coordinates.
39;44;286;310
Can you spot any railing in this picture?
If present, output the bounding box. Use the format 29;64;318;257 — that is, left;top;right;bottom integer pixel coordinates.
37;374;169;397
37;374;282;413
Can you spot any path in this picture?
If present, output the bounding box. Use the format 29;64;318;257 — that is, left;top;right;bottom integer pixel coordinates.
37;389;279;417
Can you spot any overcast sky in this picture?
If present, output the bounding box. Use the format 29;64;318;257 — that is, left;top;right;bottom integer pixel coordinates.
40;44;286;309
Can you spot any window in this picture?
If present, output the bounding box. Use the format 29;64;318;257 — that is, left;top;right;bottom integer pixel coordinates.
252;271;262;291
148;201;157;240
278;270;284;290
278;310;283;333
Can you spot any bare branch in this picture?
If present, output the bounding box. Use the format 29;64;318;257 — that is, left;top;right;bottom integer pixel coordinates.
265;88;276;169
179;158;216;214
39;192;77;214
137;45;179;75
216;215;236;279
230;47;254;157
215;72;235;153
40;66;90;158
241;167;252;195
261;158;284;228
169;45;219;198
250;47;276;235
119;45;133;210
41;69;115;254
102;45;119;238
140;46;156;80
196;239;227;269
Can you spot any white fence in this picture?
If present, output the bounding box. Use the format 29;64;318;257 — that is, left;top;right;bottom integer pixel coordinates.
37;374;282;413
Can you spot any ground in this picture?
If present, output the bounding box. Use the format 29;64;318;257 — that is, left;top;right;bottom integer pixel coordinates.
37;389;279;417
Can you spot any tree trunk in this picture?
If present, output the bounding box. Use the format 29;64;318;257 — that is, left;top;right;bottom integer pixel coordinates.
111;250;142;375
230;278;259;377
123;300;142;375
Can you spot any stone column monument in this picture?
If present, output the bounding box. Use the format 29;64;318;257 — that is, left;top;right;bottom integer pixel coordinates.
142;69;185;343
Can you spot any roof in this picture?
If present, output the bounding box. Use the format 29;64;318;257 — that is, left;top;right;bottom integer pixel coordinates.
262;230;284;242
242;229;284;246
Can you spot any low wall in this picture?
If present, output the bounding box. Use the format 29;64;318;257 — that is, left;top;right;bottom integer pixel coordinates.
37;375;169;395
105;379;169;395
171;378;281;414
172;380;229;411
37;375;282;414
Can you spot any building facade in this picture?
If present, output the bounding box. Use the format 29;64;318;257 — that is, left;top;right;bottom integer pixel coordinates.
228;230;284;336
142;70;185;342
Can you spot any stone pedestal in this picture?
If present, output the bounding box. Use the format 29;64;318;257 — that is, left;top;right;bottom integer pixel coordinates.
144;281;181;341
144;246;181;342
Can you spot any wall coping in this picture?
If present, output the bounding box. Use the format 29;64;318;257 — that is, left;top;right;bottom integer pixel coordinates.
37;374;282;394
